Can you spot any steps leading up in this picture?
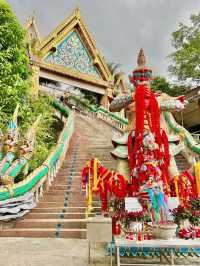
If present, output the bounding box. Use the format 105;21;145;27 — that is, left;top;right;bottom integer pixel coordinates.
0;228;86;238
175;153;191;172
0;114;116;239
0;112;189;239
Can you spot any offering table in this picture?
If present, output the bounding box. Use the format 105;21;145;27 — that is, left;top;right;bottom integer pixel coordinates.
115;237;200;266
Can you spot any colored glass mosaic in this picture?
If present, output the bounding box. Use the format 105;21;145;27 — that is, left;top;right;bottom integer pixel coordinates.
45;30;100;78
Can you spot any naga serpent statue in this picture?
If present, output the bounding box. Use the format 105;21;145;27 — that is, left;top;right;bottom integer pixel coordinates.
0;107;41;191
0;104;19;177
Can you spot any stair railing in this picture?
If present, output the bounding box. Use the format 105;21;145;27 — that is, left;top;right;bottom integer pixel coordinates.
191;133;200;144
67;95;128;132
32;109;74;202
164;111;200;155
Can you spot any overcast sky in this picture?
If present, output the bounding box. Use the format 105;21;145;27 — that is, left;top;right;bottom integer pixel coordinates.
8;0;200;81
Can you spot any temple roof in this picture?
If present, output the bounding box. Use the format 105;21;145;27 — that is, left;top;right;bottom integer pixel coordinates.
32;7;111;82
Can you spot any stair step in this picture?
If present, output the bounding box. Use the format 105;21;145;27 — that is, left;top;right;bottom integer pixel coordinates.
1;114;115;239
49;186;80;191
45;191;77;195
52;180;81;185
0;228;86;238
55;175;81;179
32;207;88;213
41;196;85;202
25;213;89;219
15;219;86;229
51;184;81;188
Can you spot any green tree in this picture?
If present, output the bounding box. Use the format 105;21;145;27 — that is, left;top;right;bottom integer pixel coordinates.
151;76;185;96
0;0;30;122
0;1;60;176
151;76;171;94
168;13;200;84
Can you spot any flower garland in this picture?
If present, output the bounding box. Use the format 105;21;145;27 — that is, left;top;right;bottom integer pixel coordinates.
172;171;197;206
112;210;150;224
110;174;127;199
82;159;128;211
172;199;200;227
127;83;170;196
195;162;200;197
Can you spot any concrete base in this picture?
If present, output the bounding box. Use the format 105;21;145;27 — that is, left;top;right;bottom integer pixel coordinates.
0;238;110;266
0;237;199;265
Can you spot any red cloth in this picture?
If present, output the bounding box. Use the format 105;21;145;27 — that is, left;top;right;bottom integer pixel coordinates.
127;84;170;194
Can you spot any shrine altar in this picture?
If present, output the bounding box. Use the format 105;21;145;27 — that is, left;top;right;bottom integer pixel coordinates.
115;237;200;266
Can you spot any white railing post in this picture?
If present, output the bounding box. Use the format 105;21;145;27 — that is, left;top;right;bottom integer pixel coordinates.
50;167;54;182
39;185;43;198
47;171;51;186
35;188;39;202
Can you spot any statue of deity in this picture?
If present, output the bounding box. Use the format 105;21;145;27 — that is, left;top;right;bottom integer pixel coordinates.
0;116;40;187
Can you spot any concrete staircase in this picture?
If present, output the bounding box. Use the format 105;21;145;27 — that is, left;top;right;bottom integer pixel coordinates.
0;113;191;239
0;114;116;238
175;153;191;173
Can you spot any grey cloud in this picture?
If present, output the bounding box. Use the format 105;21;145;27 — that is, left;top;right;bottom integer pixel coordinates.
8;0;200;80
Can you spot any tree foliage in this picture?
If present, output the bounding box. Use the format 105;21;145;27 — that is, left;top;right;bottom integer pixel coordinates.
0;1;60;177
21;95;60;172
151;76;185;96
168;13;200;84
0;0;30;120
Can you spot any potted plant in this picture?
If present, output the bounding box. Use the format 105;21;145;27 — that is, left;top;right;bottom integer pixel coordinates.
189;198;200;237
171;205;191;227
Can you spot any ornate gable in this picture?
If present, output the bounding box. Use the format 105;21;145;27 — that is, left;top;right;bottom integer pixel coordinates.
44;30;100;79
38;7;111;82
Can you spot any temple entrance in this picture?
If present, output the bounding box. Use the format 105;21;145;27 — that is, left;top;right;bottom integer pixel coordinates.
39;77;102;106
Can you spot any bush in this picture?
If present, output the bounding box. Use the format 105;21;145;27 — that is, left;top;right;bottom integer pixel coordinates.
19;94;62;172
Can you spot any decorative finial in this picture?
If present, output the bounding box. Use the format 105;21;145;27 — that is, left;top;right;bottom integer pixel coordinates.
137;48;146;68
75;1;81;17
32;10;36;21
130;48;152;85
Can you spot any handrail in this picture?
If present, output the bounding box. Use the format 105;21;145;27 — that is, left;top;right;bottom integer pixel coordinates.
164;111;200;154
97;106;128;125
0;100;74;201
68;95;127;131
191;133;200;144
68;95;98;112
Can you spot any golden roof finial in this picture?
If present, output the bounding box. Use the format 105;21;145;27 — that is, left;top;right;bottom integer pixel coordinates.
26;10;36;23
75;1;81;17
137;48;146;68
33;10;36;19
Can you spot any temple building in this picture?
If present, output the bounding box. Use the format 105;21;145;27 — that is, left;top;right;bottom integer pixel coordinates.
25;6;127;109
174;86;200;134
